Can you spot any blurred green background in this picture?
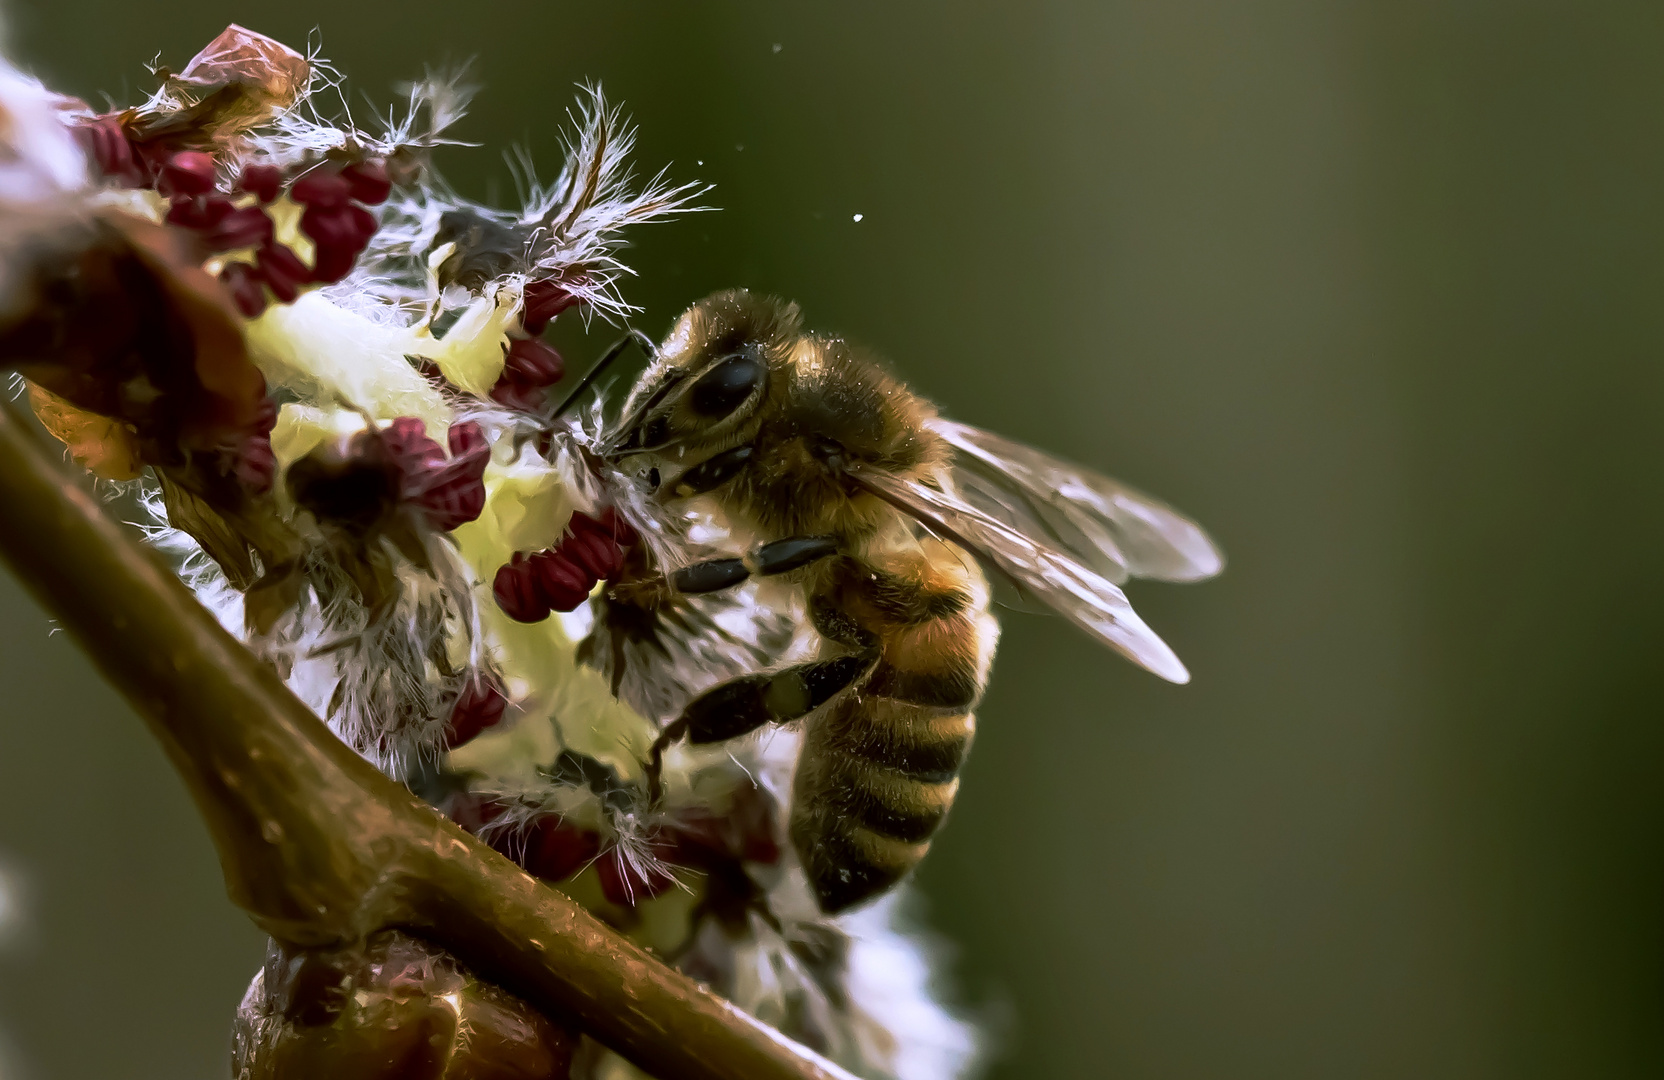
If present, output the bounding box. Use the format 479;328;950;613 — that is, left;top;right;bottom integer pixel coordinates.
2;1;1662;1077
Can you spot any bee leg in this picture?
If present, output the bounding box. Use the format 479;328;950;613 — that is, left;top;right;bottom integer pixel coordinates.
645;648;876;803
670;536;842;595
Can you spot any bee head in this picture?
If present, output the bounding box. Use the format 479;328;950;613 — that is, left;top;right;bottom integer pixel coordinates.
604;290;799;461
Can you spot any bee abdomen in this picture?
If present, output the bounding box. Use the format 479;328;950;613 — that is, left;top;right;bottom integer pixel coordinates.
793;697;977;912
792;559;998;912
863;658;980;709
826;755;961;842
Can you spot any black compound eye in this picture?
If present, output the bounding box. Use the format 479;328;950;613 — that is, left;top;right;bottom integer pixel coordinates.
688;352;764;419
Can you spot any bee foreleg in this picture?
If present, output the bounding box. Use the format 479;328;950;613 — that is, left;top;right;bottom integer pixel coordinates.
670;535;841;595
644;648;876;803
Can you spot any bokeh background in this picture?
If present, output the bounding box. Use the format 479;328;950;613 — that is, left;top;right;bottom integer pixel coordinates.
2;2;1662;1077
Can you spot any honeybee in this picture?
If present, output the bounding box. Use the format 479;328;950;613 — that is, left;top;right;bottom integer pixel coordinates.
581;289;1222;913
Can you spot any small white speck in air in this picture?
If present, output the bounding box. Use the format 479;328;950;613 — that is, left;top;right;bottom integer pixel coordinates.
852;213;864;222
697;160;704;166
772;43;783;54
735;144;745;152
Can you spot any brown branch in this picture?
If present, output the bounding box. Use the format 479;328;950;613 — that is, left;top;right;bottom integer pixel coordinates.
0;403;857;1080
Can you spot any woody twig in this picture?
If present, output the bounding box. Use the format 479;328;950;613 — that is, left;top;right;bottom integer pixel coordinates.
0;403;856;1080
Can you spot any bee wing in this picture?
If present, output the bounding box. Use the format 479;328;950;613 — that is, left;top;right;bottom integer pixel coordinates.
847;462;1192;683
926;418;1223;585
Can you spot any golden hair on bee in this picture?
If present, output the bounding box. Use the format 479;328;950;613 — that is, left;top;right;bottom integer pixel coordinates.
605;287;1220;912
613;289;946;540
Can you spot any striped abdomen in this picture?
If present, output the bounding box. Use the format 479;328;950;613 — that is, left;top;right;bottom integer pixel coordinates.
791;546;999;913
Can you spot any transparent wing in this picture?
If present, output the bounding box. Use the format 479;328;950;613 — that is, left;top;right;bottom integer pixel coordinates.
927;418;1223;586
848;463;1192;683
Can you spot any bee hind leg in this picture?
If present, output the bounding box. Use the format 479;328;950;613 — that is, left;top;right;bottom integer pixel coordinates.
644;647;876;803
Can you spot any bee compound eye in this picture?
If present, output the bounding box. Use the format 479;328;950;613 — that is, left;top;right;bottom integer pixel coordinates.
688;352;765;419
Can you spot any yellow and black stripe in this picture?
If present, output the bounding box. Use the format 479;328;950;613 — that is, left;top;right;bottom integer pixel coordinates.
791;543;996;912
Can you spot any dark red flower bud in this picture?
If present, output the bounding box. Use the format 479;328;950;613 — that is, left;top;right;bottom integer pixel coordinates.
236;432;276;494
494;558;551;623
219;262;268;318
250;392;278;435
202;206;274;252
256;243;309;303
159;151;216;195
340;159;392;205
302;204;379;283
489;380;548;412
73;118;144;185
289;169;352;208
503;338;564;386
420;471;487;532
563;527;620;581
382;416;446;474
308;245;355;285
166;193;234;230
531;551;592;612
568;511;630;578
445;674;508;749
596;839;680;906
598;506;639;548
236;162;284;204
521;279;579;335
301;203;377;250
522;816;602;883
388;418;488;531
447;420;487;459
446;791;511;838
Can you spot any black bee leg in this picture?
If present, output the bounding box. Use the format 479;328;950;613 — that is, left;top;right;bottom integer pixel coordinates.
644;648;877;803
670;536;842;596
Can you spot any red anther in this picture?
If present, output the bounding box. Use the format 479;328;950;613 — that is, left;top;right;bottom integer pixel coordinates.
568;511;628;576
235;432;276;494
489;380;549;412
302;204;378;283
419;469;487;531
503;338;564;386
166;193;234;230
599;506;639;548
301;203;378;250
219;261;268;318
159;151;217;195
666;783;780;869
494;558;551;623
389;417;488;532
447;420;487;459
309;245;355;285
522;816;602;883
255;243;309;303
235;162;284;204
564;527;619;581
596;838;680;906
201;206;274;252
445;674;508;750
340;159;392;205
382;416;446;473
73;118;143;185
446;791;511;838
521;278;578;335
289;169;353;208
250;391;278;435
531;550;592;612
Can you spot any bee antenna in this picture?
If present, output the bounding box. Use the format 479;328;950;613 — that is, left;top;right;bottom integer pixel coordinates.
551;327;656;420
